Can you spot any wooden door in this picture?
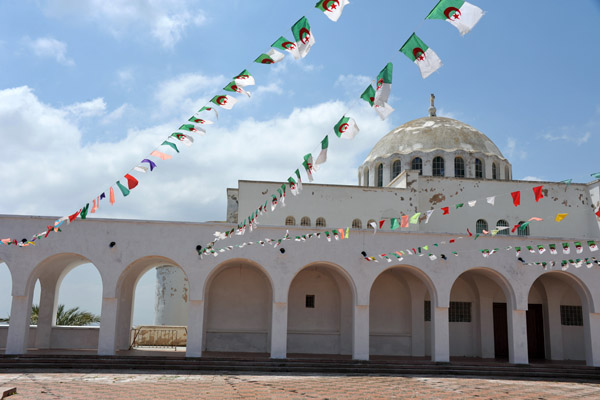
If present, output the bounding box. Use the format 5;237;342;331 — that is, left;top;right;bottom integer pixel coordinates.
493;303;509;358
526;304;545;360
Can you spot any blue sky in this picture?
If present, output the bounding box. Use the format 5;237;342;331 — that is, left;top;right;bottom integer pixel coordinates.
1;1;599;324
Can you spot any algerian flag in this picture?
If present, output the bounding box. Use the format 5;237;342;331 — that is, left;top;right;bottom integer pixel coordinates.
360;85;375;106
538;245;546;254
272;36;301;60
563;243;570;254
288;177;299;195
575;242;583;254
255;48;285;64
333;116;359;139
179;124;206;135
224;81;250;97
426;0;485;36
196;106;219;120
374;62;393;107
271;195;278;211
291;16;315;58
295;169;303;190
171;132;194;146
361;84;394;120
589;241;598;252
549;244;557;255
315;0;349;22
233;69;255;87
315;135;329;168
188;116;213;125
399;33;443;79
303;153;314;182
210;94;238;110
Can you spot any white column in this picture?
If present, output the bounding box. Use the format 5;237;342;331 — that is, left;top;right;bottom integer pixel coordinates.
5;295;33;355
353;305;369;360
34;277;59;349
584;312;600;366
479;296;494;358
270;302;288;359
546;299;563;360
186;300;204;358
410;288;426;357
97;297;118;355
431;306;449;362
508;309;528;364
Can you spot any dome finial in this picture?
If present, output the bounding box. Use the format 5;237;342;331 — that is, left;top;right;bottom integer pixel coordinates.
429;93;436;117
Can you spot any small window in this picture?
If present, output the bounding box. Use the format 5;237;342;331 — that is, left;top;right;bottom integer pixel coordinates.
285;216;296;226
315;217;326;227
496;219;509;235
392;160;402;180
475;158;483;178
364;167;369;187
411;157;423;175
517;220;530;236
476;219;488;234
424;300;431;322
300;216;311;227
305;295;315;308
432;156;445;177
449;301;472;322
492;163;497;180
376;163;384;187
505;166;510;180
454;157;465;178
352;219;362;229
367;219;376;228
560;305;583;326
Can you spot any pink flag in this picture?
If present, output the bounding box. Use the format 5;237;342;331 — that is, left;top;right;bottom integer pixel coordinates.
401;215;409;228
150;150;172;160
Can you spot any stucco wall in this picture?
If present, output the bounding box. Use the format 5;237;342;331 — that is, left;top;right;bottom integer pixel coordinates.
0;325;98;349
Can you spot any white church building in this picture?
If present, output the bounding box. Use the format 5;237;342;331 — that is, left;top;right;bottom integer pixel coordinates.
1;98;600;366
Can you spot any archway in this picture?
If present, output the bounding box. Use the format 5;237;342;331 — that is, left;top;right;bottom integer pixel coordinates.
369;266;432;358
203;259;273;354
287;263;354;356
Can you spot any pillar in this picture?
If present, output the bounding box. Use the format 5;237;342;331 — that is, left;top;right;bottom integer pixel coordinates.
34;277;59;349
5;295;33;355
410;287;426;357
353;304;369;360
186;299;204;358
508;308;528;364
584;312;600;366
154;266;189;326
546;297;563;360
270;302;287;358
479;296;494;358
431;306;449;362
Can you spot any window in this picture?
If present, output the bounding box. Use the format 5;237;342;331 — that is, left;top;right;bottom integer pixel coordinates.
305;295;315;308
300;216;311;226
560;305;583;326
364;167;369;187
432;156;445;177
367;219;376;228
316;217;326;227
496;219;509;235
517;220;529;236
352;219;362;229
492;163;497;180
475;158;483;178
449;302;472;322
411;157;422;175
454;157;465;178
285;216;296;226
505;166;510;180
476;219;488;234
391;160;402;180
376;163;383;187
424;301;431;322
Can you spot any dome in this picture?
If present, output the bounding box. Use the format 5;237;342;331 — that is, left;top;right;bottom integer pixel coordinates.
364;116;505;163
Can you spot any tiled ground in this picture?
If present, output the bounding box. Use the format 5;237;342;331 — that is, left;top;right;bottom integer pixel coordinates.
1;371;599;400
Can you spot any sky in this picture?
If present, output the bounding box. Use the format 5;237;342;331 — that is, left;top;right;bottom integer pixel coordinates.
1;0;599;325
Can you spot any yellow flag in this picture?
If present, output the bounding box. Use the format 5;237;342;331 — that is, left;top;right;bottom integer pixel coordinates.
345;227;349;238
555;213;568;222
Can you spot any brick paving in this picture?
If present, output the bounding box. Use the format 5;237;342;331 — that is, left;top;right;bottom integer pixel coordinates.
1;370;599;399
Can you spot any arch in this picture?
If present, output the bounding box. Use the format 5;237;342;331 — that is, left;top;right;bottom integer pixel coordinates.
315;217;326;228
496;219;509;235
364;167;369;187
300;216;311;227
203;258;274;353
391;160;402;180
432;156;445;177
454;157;465;178
285;216;296;226
351;218;362;229
367;219;376;228
517;220;530;236
475;219;488;234
411;157;423;175
475;158;484;178
492;163;498;180
376;163;384;187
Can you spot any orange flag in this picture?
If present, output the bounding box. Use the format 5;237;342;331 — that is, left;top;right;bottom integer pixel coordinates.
110;187;115;205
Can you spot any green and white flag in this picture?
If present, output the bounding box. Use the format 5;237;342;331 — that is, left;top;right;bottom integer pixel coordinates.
374;62;393;107
179;124;206;135
288;177;299;195
255;48;285;64
360;85;375;107
315;135;329;168
291;16;315;58
399;33;443;79
303;153;314;182
360;84;394;120
224;81;250;97
426;0;484;36
210;94;238;110
188;116;213;125
315;0;349;22
295;169;303;190
272;36;300;60
171;132;194;146
233;69;255;87
333;116;359;139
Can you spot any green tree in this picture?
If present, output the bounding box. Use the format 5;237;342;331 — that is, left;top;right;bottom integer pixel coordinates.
1;304;100;326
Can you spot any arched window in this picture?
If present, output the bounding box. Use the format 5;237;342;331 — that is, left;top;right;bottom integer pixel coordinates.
391;160;402;180
300;216;311;226
315;217;326;227
285;216;296;226
411;157;422;175
517;220;530;236
352;219;362;229
475;219;488;234
505;166;510;180
376;163;384;187
454;157;465;178
496;219;509;235
432;156;445;177
364;167;369;187
367;219;376;228
475;158;483;178
492;163;498;180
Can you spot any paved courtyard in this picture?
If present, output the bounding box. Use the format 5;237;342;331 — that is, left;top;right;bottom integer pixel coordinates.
1;371;600;399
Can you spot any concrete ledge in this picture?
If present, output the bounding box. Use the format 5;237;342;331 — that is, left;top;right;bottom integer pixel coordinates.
0;387;17;399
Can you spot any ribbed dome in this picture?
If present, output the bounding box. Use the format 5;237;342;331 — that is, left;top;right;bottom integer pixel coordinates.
364;116;505;163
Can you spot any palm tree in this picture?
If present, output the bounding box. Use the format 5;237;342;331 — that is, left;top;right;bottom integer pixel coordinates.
1;304;100;326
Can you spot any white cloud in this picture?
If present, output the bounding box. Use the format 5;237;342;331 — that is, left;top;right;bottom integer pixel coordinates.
335;74;372;97
153;73;225;115
63;98;106;118
521;176;543;182
102;103;129;124
504;137;527;160
44;0;207;48
117;68;134;84
25;37;74;66
543;132;591;146
436;108;456;119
